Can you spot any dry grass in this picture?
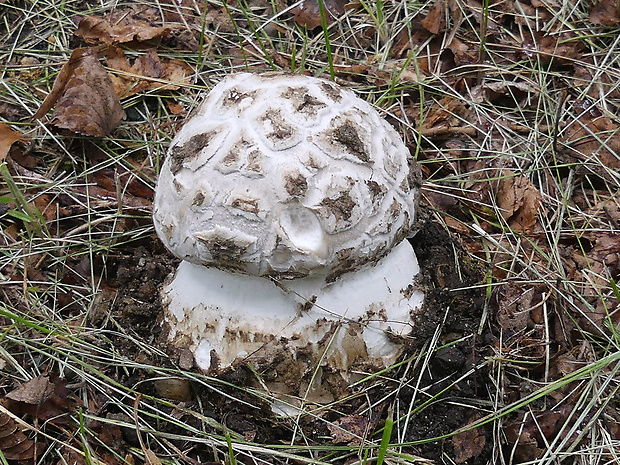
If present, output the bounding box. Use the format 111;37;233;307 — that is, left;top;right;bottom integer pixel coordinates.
1;0;619;464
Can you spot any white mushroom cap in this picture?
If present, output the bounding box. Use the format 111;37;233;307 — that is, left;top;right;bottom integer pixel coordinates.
153;73;420;280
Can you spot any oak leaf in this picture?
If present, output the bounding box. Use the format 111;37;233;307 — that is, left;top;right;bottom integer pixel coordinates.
6;375;80;425
105;47;192;98
0;123;28;162
291;0;348;29
327;414;369;445
590;0;620;26
421;0;447;34
34;48;125;137
561;111;620;182
496;171;542;233
452;415;486;463
75;13;169;45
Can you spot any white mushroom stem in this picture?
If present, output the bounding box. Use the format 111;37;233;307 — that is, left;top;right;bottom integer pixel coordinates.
164;240;424;372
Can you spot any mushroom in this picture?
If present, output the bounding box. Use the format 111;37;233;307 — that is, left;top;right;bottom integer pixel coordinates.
153;73;424;412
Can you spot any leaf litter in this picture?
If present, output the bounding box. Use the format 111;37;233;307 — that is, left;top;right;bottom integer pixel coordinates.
1;0;619;463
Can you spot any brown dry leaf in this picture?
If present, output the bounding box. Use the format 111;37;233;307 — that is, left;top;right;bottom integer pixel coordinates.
452;416;486;463
424;96;468;128
327;414;368;445
75;13;169;45
589;0;620;26
470;80;539;105
0;401;38;462
497;284;535;332
540;34;582;62
167;101;186;116
34;48;125;137
565;231;620;333
496;171;543;233
143;449;163;465
0;123;29;161
291;0;348;29
448;37;478;66
504;405;579;462
561;111;620;182
0;102;23;121
6;375;80;424
523;32;582;66
105;47;192;98
421;0;447;34
573;64;620;100
6;375;55;404
510;0;551;26
32;193;73;223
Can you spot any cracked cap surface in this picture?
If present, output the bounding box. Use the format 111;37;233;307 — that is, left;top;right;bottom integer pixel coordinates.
153;73;420;279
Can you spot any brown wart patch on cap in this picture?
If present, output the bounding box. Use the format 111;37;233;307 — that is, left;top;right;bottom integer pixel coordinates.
169;131;216;174
387;198;401;223
284;172;308;197
172;178;183;195
320;82;342;102
392;211;411;244
330;121;370;163
302;153;324;171
158;220;176;243
223;88;256;107
366;180;387;208
325;250;358;283
320;190;356;222
262;109;295;143
192;191;206;207
194;231;255;268
219;150;240;172
245;149;265;175
281;86;327;116
230;197;260;215
406;160;423;190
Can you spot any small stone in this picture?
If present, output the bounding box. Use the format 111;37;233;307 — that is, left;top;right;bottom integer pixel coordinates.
178;348;194;370
153;378;192;402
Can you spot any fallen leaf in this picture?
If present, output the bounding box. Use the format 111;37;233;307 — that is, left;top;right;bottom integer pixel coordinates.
496;171;543;232
504;405;581;462
0;123;28;161
470;80;539;105
561;110;620;182
0;102;23;121
6;375;80;424
6;375;56;404
496;285;535;332
105;47;192;98
423;96;469;130
563;231;620;334
0;402;38;462
327;414;368;445
521;32;582;66
34;47;125;137
421;0;447;34
589;0;620;26
291;0;348;29
452;417;486;463
75;13;170;45
167;102;186;116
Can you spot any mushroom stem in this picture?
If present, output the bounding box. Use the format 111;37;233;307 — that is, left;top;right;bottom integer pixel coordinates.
163;240;423;372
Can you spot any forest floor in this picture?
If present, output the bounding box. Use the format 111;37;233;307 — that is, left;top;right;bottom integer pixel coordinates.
1;1;619;464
